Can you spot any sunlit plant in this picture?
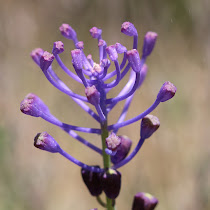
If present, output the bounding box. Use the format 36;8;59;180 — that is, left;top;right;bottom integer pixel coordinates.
20;21;176;210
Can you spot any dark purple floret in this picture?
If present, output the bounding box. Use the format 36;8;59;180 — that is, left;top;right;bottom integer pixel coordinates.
81;166;103;196
157;81;177;102
106;132;121;152
121;22;138;36
85;86;100;105
142;32;158;58
40;51;55;71
106;45;118;61
140;115;160;139
111;135;132;164
30;48;44;65
34;132;61;153
101;169;121;199
89;27;102;39
59;23;77;41
20;93;50;117
52;41;64;55
115;43;127;54
132;192;158;210
127;49;141;72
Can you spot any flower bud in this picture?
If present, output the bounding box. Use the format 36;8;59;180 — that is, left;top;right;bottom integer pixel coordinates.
34;132;61;153
100;58;111;68
81;166;103;196
30;48;44;65
85;86;100;105
142;32;158;57
132;192;158;210
140;115;160;139
106;45;118;61
89;27;102;39
115;43;127;54
127;49;141;72
111;135;132;164
75;41;84;50
71;49;84;70
52;41;64;55
40;51;54;71
121;22;138;36
157;81;177;102
98;39;106;47
20;93;50;117
59;23;77;41
106;132;121;152
101;169;121;199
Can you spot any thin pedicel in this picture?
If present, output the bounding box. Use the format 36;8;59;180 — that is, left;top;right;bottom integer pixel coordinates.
21;21;176;210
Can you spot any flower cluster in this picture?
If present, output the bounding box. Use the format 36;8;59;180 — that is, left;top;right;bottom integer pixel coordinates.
20;22;176;210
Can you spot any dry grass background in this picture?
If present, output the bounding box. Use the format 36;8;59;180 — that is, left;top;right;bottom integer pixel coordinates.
0;0;209;209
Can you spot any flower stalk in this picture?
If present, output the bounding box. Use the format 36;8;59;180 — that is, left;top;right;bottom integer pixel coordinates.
20;21;176;210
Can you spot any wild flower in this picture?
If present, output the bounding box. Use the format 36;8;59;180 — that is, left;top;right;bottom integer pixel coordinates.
20;21;176;210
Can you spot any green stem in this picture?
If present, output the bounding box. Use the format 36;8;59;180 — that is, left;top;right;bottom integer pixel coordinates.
96;196;107;208
101;122;115;210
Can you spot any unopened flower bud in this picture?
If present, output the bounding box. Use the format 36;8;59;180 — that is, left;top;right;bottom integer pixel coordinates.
106;45;118;61
142;32;158;58
52;41;64;55
71;49;84;69
140;115;160;139
89;27;102;39
100;59;111;68
121;22;138;36
59;23;77;41
101;169;121;199
106;132;121;152
98;39;106;47
30;48;44;65
132;192;158;210
115;43;127;54
34;132;61;153
157;81;177;102
127;49;141;72
111;136;132;164
20;93;50;117
85;86;100;105
81;166;103;196
40;51;54;71
76;41;84;50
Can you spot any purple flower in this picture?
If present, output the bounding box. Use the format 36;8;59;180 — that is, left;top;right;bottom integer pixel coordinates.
34;132;61;153
157;81;177;102
22;21;176;209
142;32;158;58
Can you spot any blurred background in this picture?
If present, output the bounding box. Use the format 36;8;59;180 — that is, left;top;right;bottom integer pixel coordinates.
0;0;209;209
